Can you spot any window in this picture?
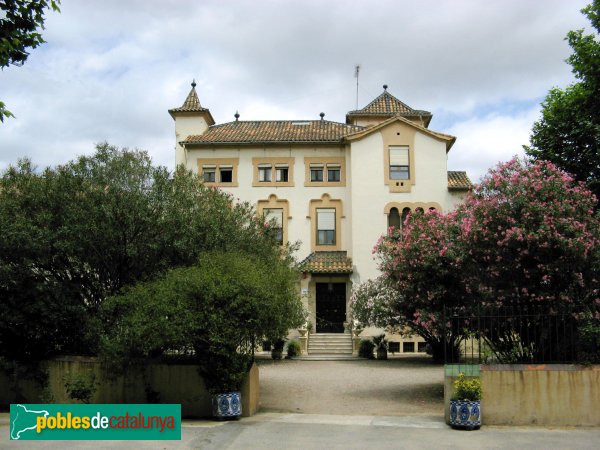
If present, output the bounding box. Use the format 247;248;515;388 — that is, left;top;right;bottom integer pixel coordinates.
252;158;295;186
310;165;324;182
327;164;341;182
402;207;411;227
317;208;336;245
388;207;401;229
202;165;216;183
304;157;345;186
197;158;239;186
389;146;410;180
403;342;415;353
220;165;233;183
258;165;272;182
275;165;289;182
258;195;289;245
264;208;283;244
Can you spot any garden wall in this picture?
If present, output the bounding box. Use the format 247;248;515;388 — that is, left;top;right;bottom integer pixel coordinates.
445;364;600;426
0;356;259;418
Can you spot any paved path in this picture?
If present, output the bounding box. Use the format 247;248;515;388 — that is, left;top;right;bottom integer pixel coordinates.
3;412;599;449
257;356;444;416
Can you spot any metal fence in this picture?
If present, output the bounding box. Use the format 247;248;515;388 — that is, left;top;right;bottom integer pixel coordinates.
443;305;582;364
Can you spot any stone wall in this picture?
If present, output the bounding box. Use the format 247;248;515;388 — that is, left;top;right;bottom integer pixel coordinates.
0;356;259;418
445;364;600;426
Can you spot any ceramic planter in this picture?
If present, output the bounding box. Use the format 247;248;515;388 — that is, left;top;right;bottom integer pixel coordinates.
212;391;242;419
449;400;481;430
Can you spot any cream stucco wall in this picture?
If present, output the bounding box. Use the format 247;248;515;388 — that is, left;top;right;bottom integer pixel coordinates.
183;123;463;283
174;115;209;167
185;145;350;259
349;123;458;283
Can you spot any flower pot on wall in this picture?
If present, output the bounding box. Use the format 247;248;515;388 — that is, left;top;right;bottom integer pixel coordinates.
212;391;242;419
449;400;481;430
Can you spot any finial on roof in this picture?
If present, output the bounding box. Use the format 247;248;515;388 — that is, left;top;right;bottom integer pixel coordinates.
191;79;196;88
234;111;240;121
383;84;388;91
320;112;325;120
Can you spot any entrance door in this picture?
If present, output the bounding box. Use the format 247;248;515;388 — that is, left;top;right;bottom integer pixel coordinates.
316;283;346;333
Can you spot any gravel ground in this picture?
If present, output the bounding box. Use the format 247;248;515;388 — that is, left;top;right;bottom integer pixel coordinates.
257;356;444;416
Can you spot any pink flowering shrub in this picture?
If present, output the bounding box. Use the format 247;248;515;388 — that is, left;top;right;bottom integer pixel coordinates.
374;158;600;362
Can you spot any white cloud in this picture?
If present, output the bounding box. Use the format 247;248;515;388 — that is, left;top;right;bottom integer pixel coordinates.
0;0;592;173
447;106;541;183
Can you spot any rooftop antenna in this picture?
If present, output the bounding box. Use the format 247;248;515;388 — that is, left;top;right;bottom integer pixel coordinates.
354;64;361;110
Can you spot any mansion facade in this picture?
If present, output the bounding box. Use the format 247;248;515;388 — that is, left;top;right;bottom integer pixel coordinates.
169;81;472;353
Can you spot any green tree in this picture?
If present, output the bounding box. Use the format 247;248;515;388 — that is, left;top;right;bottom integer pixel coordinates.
525;1;600;202
100;251;304;392
0;0;61;121
0;143;288;364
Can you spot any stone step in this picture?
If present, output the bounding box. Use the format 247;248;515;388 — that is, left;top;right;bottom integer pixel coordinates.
309;340;352;345
308;349;353;355
307;333;353;356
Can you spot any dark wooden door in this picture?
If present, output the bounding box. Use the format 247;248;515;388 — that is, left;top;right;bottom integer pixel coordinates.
316;283;346;333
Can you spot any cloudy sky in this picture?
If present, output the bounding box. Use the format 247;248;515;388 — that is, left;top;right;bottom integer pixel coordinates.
0;0;592;183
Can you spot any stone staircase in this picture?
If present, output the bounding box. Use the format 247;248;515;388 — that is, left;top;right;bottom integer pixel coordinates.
308;333;353;355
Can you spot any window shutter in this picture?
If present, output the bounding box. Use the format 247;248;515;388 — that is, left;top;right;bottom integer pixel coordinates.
389;146;409;165
317;209;335;230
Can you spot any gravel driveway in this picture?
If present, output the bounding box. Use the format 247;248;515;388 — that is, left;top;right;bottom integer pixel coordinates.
257;357;444;417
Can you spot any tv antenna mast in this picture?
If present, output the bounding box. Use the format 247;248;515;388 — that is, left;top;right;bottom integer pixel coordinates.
354;64;361;110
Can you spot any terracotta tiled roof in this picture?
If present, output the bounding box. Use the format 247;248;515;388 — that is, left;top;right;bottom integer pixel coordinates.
448;171;473;190
168;81;213;116
299;251;353;274
347;89;431;119
183;120;364;145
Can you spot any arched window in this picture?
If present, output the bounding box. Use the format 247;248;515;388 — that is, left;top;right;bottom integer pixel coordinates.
415;207;424;214
388;207;401;229
402;207;411;226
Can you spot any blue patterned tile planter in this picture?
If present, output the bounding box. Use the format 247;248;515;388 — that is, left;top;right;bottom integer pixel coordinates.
450;400;481;430
212;391;242;419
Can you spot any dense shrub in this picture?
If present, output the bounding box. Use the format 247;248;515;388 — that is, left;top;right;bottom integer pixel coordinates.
358;339;375;359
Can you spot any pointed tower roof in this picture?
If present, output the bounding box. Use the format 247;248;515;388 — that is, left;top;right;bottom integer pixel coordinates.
346;85;432;127
168;80;215;124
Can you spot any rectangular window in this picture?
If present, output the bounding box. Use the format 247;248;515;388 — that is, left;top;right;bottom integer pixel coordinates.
327;164;341;182
202;165;216;183
389;146;410;180
275;165;289;182
258;165;272;182
316;208;335;245
264;208;283;244
310;165;324;182
220;165;233;183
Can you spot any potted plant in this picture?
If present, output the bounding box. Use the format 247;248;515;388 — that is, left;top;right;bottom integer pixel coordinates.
449;372;482;430
286;340;301;358
358;339;375;359
372;333;388;360
200;352;251;420
271;338;285;360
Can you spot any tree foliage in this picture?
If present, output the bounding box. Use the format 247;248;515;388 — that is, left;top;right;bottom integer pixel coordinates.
525;1;600;203
365;158;600;362
0;0;61;121
100;251;304;392
0;143;290;364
